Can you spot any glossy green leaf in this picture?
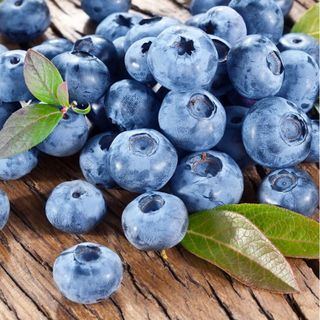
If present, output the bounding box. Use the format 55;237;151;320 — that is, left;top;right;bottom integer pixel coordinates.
215;204;319;259
0;104;63;158
292;4;320;40
181;210;299;293
57;82;69;107
24;49;64;105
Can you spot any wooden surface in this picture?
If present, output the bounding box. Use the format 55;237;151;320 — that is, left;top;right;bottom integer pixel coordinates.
0;1;319;319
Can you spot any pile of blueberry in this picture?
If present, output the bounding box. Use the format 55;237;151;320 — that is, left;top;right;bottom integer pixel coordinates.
0;0;319;304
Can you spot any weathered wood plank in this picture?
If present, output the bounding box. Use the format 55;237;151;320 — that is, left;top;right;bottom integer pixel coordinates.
0;0;318;319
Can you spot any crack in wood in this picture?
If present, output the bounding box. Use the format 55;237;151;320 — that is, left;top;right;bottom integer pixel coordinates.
126;265;149;300
206;281;236;320
0;230;10;252
3;226;78;320
302;281;320;304
0;265;53;320
305;260;320;279
285;295;308;320
0;287;21;320
82;305;105;320
156;251;187;288
249;289;275;320
147;290;172;320
110;297;126;320
223;273;242;299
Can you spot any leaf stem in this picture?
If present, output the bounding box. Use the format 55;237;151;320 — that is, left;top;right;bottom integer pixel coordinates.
160;250;168;261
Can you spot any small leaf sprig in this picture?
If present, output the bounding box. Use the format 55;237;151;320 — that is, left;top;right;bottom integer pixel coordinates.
181;204;319;294
0;49;91;159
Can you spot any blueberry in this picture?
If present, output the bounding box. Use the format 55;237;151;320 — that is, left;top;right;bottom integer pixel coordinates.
46;180;106;234
105;79;160;131
170;150;244;212
242;97;312;168
148;25;218;91
0;149;38;180
185;13;207;28
53;242;123;304
122;191;188;251
276;50;319;112
190;0;230;15
216;106;252;168
0;50;32;103
0;102;20;129
108;129;178;193
124;16;180;51
33;38;74;60
38;111;89;157
229;0;284;44
258;167;318;217
227;35;284;99
96;12;143;41
200;6;247;46
81;0;131;23
276;0;293;16
113;36;126;61
86;97;117;132
125;37;156;84
159;90;226;151
0;0;50;42
278;33;319;65
0;44;8;55
209;36;232;96
52;51;111;104
305;120;319;163
80;132;117;189
0;190;10;229
73;35;118;75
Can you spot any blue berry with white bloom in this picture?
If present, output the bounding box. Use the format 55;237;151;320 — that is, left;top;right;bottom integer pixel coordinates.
108;129;178;193
125;37;156;84
258;167;318;217
0;149;38;181
122;192;188;251
276;50;319;112
158;90;226;151
38;111;89;157
242;97;312;168
148;25;218;91
305;120;319;163
170;150;244;212
81;0;131;22
53;242;123;304
80;132;117;189
46;180;107;234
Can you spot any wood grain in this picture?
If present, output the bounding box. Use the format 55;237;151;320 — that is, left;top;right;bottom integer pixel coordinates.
0;1;319;319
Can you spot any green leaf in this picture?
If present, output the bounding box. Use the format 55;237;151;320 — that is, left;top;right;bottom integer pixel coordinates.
214;204;319;259
292;4;320;40
57;82;69;107
24;49;64;105
181;210;299;293
0;104;63;158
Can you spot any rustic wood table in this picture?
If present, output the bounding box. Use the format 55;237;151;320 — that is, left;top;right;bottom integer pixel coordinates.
0;0;319;319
